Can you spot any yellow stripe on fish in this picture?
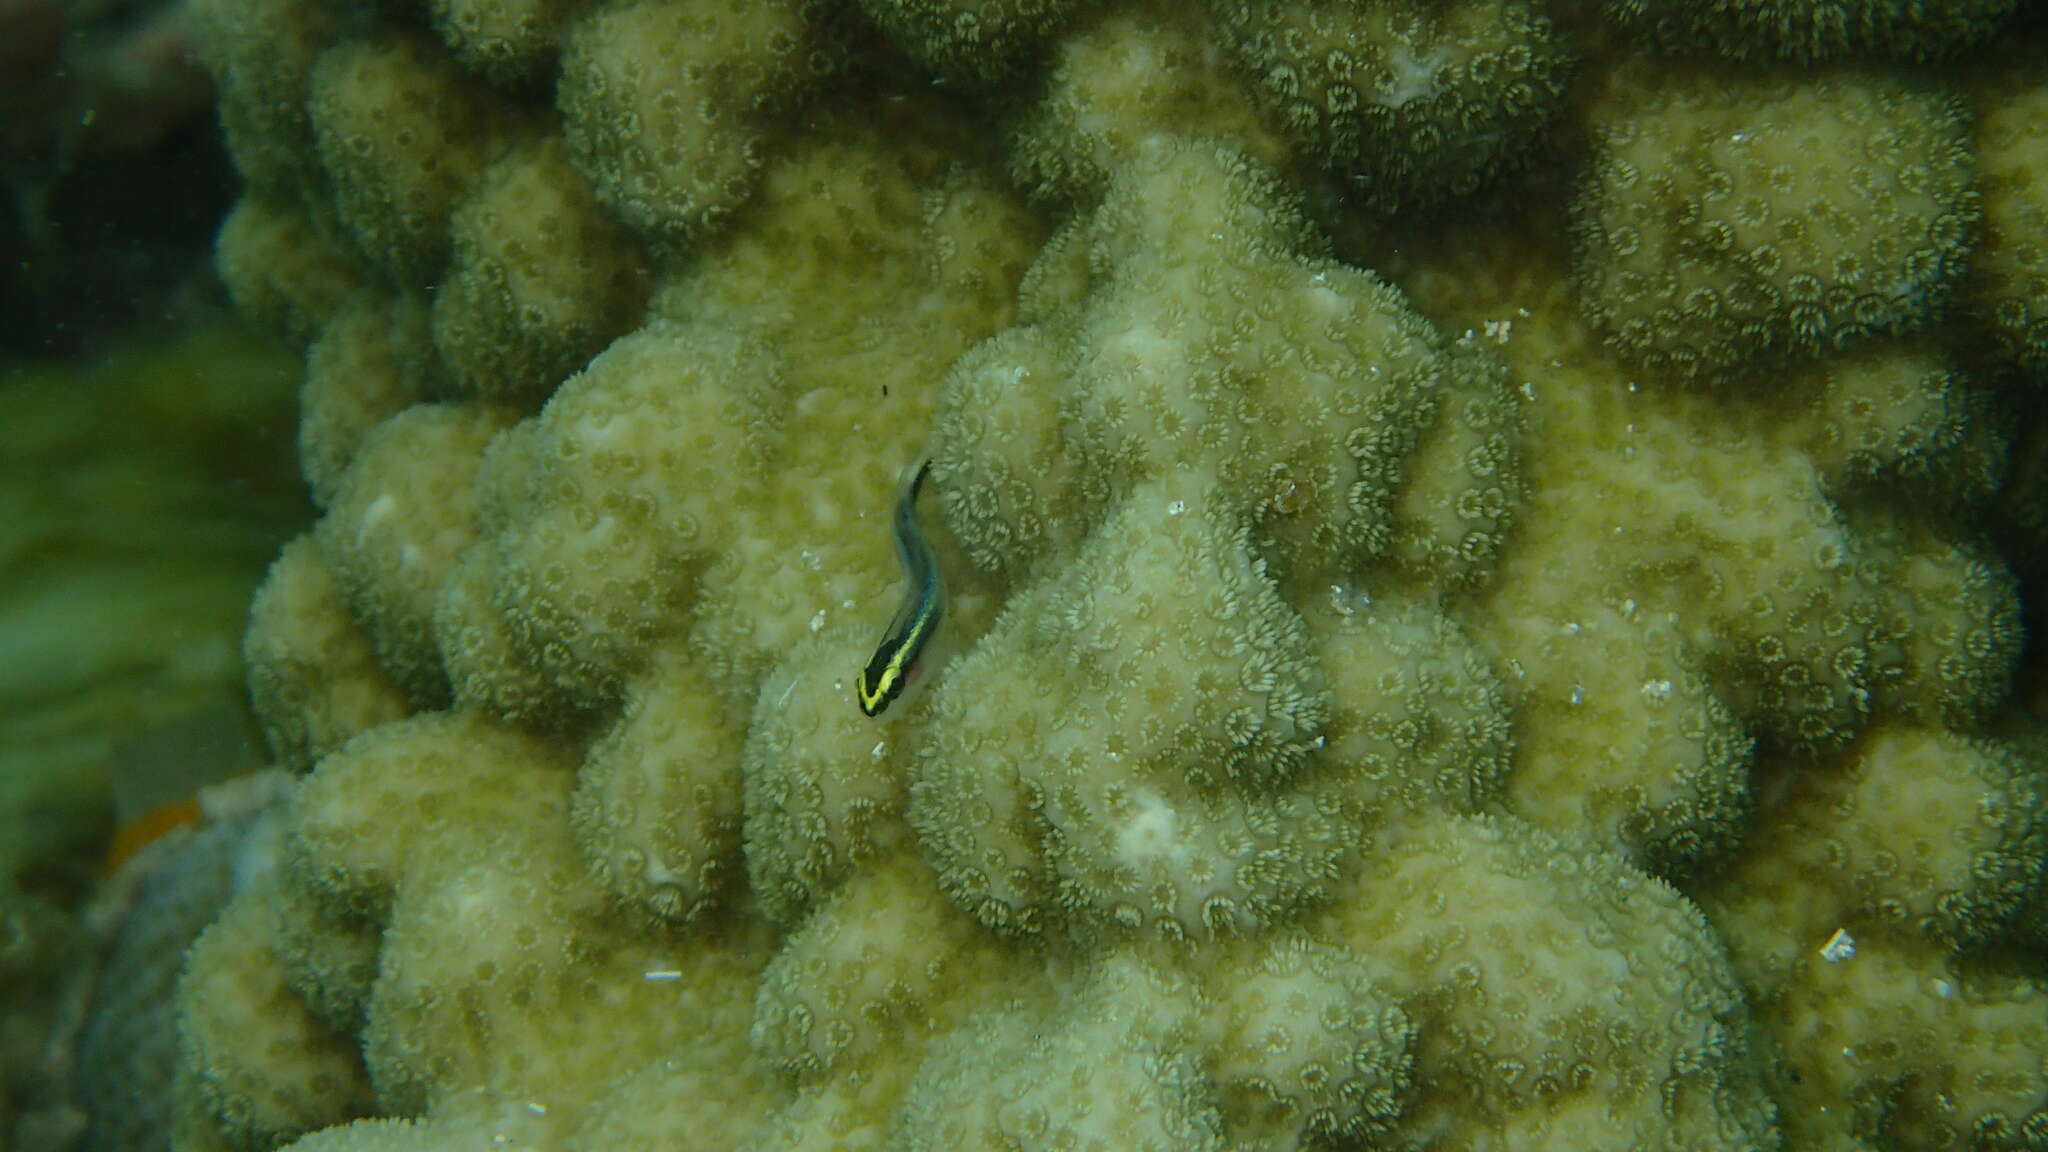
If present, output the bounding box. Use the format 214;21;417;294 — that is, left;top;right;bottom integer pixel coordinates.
857;459;944;717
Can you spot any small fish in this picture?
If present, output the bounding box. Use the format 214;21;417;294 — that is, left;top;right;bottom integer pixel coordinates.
857;459;945;717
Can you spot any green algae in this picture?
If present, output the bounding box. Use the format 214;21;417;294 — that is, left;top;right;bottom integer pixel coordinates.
0;321;308;896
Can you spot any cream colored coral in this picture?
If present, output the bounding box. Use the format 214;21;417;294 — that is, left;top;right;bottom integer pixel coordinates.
1574;67;1978;384
308;34;506;284
854;0;1093;83
316;404;515;705
910;139;1539;950
556;0;837;242
1971;60;2048;376
180;3;2048;1148
176;871;375;1151
271;712;773;1124
1866;514;2021;729
266;858;382;1034
431;425;577;726
1605;0;2020;63
1206;0;1573;212
892;953;1226;1152
1393;213;2047;1145
214;198;364;349
913;476;1339;942
1389;234;2017;875
1699;720;2048;1147
929;328;1098;580
432;134;650;404
751;849;1017;1082
562;1057;783;1152
1192;933;1414;1148
479;321;773;704
431;540;568;726
298;297;437;509
642;109;1035;691
429;0;589;81
198;106;1065;1148
1767;932;2048;1150
261;1119;433;1152
935;137;1523;598
1007;0;1287;206
242;537;410;775
1706;721;2048;970
457;107;1038;713
741;627;918;927
1784;343;2001;507
1310;589;1513;827
1311;814;1777;1149
190;0;340;201
572;649;748;922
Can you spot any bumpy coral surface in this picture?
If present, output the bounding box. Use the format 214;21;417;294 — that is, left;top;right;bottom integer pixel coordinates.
1207;0;1573;213
1605;0;2020;63
172;0;2048;1150
1971;56;2048;379
1573;66;1978;386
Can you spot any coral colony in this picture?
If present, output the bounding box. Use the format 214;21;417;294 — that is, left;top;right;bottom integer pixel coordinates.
150;0;2048;1149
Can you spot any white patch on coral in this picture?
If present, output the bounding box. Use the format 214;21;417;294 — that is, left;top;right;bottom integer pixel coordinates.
358;491;397;536
642;855;679;888
1376;42;1446;106
1113;786;1193;873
